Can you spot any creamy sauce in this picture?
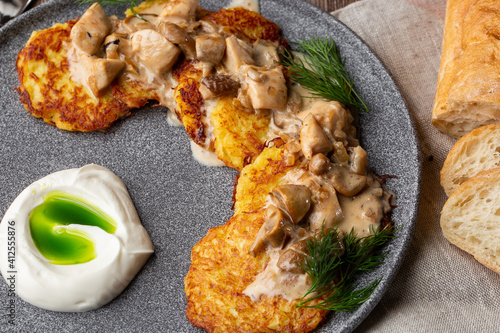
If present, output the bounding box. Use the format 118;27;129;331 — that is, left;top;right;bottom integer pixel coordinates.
0;165;154;311
227;0;260;13
243;249;312;301
190;140;225;167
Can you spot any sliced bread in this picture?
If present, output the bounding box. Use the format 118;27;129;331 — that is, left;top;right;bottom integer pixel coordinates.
441;168;500;274
441;123;500;196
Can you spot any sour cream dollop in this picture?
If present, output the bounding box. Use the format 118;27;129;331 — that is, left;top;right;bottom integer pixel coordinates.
0;164;154;312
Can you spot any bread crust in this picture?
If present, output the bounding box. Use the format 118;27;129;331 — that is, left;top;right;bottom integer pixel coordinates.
441;167;500;274
441;123;500;196
432;0;500;138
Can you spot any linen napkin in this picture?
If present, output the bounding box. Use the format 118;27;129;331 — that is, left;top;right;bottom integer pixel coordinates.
331;0;500;331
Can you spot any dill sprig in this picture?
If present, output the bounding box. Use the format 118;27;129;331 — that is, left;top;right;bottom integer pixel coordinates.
76;0;146;20
280;38;368;112
297;224;395;311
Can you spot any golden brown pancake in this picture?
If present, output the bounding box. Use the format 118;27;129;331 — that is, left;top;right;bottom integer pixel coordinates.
16;20;130;132
184;146;327;332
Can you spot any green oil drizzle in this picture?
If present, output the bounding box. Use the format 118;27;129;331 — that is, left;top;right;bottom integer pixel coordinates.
29;191;117;265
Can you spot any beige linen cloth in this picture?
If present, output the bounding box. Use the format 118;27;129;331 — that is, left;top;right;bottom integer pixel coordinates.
329;0;500;331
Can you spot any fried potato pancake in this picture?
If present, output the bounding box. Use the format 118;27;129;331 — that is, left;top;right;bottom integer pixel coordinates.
16;20;130;132
211;96;270;170
171;7;284;169
173;59;207;146
185;146;327;332
201;7;284;44
173;59;271;169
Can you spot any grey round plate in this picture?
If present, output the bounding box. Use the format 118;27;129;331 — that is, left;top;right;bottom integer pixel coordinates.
0;0;420;332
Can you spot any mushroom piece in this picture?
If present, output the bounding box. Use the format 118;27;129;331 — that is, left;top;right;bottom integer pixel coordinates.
328;164;367;197
196;33;226;64
130;29;181;75
308;185;343;231
291;170;344;231
79;55;125;96
308;153;330;175
271;185;312;224
277;240;308;274
332;141;350;165
70;3;112;55
349;146;368;175
222;36;255;74
299;100;350;142
248;206;293;256
157;22;196;58
199;74;240;100
300;114;333;160
103;33;126;60
243;66;287;110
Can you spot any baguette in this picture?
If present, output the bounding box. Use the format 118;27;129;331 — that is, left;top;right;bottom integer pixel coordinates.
432;0;500;138
440;168;500;274
441;124;500;196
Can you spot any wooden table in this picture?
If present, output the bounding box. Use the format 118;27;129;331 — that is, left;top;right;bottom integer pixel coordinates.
307;0;360;12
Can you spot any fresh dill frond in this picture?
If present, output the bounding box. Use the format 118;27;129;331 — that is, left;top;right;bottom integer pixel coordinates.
280;38;368;112
297;224;395;312
75;0;146;21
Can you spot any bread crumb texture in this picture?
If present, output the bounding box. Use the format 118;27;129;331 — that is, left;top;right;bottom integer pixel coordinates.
441;124;500;196
441;168;500;274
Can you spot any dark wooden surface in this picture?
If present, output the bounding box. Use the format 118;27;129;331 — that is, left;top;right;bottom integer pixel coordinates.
306;0;359;12
33;0;360;12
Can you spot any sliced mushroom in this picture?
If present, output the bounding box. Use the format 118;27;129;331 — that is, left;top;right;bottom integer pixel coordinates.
130;29;180;75
291;171;343;231
309;186;343;231
222;36;255;74
196;33;226;64
298;100;350;141
79;55;125;96
349;146;368;175
199;74;240;100
300;114;333;159
103;33;127;60
277;240;308;274
308;153;330;175
249;205;293;256
243;66;287;110
157;22;196;58
328;164;367;197
70;3;112;55
271;185;312;224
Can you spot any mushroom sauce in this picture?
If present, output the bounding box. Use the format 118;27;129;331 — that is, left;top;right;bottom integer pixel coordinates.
66;0;393;302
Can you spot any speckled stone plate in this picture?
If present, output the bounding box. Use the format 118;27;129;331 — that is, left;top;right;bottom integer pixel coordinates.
0;0;420;332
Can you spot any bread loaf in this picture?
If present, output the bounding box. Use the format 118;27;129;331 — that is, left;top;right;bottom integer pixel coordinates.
432;0;500;138
441;124;500;196
440;168;500;274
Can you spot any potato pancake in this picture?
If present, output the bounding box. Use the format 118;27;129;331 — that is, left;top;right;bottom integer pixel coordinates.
16;20;130;132
184;146;327;332
173;60;271;170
